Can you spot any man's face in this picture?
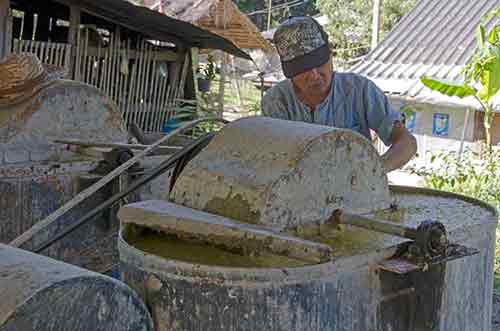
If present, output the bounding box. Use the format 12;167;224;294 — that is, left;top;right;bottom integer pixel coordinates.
291;59;333;97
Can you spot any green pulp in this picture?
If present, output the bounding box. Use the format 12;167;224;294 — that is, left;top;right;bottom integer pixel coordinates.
127;231;309;268
298;223;389;257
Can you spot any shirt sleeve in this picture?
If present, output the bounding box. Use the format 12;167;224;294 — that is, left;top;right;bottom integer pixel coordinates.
363;79;401;146
261;90;289;120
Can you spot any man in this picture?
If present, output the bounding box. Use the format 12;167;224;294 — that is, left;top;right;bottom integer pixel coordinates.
261;16;417;172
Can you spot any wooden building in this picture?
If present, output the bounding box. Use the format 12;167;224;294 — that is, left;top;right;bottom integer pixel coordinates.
0;0;250;132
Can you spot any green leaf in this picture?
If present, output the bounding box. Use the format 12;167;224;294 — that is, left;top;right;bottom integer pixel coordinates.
481;8;500;25
400;104;415;118
478;25;486;48
421;77;477;98
488;25;499;44
478;54;500;101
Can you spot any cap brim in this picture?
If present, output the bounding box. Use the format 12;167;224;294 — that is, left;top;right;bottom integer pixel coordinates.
281;44;331;78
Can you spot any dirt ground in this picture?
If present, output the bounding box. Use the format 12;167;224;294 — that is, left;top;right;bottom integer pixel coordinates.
493;294;500;330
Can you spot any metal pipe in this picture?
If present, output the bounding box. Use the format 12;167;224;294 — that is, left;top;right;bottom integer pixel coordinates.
333;210;418;240
53;138;183;151
332;210;448;257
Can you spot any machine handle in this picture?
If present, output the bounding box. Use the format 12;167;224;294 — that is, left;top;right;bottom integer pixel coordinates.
331;210;448;258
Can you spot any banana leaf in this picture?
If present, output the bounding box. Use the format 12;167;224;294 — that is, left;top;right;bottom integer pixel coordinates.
420;77;477;98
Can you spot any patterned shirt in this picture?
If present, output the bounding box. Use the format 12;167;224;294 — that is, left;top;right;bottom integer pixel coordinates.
261;72;400;146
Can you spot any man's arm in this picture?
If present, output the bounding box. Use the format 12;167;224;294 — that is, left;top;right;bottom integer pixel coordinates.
360;76;417;172
261;89;289;120
380;121;417;172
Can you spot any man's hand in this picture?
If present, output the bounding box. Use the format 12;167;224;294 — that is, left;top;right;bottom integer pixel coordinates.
381;121;417;173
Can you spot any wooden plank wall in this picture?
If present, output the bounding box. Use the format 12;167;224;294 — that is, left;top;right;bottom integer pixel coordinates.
11;29;189;133
12;39;72;69
75;29;188;132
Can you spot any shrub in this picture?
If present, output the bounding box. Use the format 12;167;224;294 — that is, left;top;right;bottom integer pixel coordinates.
411;148;500;271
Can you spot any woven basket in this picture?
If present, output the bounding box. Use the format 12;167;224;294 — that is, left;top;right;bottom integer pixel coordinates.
0;53;65;107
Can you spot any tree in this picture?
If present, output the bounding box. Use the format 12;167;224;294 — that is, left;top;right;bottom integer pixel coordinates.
381;0;415;35
234;0;319;31
316;0;416;60
421;9;500;153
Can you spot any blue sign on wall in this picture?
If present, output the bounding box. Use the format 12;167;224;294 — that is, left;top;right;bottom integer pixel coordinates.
432;113;449;137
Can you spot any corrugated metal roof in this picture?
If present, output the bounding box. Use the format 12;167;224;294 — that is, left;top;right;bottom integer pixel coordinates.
351;0;500;109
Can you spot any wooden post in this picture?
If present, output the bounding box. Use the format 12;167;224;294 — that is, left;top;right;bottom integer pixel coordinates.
230;55;242;107
267;0;272;31
218;51;227;118
68;6;81;78
190;47;201;114
422;134;428;166
5;8;11;56
458;108;471;162
169;46;185;94
371;0;382;50
0;0;10;58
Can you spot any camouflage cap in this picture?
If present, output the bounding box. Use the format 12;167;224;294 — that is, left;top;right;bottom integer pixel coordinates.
273;16;331;78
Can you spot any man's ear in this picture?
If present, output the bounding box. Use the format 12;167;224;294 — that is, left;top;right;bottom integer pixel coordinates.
328;42;335;59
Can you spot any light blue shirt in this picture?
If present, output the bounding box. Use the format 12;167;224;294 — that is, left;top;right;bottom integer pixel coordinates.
261;72;400;146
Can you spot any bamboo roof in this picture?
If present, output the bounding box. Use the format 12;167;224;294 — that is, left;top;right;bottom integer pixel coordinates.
150;0;273;52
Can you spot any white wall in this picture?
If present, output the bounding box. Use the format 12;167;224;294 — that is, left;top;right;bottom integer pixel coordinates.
387;98;477;167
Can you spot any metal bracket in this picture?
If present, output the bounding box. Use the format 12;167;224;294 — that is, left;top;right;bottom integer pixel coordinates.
377;243;479;275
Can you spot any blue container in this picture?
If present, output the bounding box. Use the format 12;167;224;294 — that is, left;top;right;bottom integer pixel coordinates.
162;118;179;133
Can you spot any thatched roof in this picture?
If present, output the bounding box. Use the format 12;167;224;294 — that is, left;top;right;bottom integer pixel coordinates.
151;0;272;52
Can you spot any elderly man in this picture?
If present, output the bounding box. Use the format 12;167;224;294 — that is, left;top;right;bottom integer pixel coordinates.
261;16;417;172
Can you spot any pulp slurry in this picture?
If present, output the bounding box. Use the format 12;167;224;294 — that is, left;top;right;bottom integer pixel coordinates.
127;230;309;268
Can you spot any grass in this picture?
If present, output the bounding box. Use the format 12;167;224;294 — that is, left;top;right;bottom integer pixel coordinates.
201;74;262;116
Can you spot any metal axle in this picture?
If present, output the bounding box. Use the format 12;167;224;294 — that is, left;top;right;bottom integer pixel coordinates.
332;210;448;257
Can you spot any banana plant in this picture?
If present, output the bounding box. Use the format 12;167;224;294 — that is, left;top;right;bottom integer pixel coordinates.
421;9;500;153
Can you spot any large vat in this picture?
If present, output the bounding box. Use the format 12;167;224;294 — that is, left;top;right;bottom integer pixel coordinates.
0;56;128;272
118;188;497;331
0;161;123;272
117;118;498;331
0;243;153;331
